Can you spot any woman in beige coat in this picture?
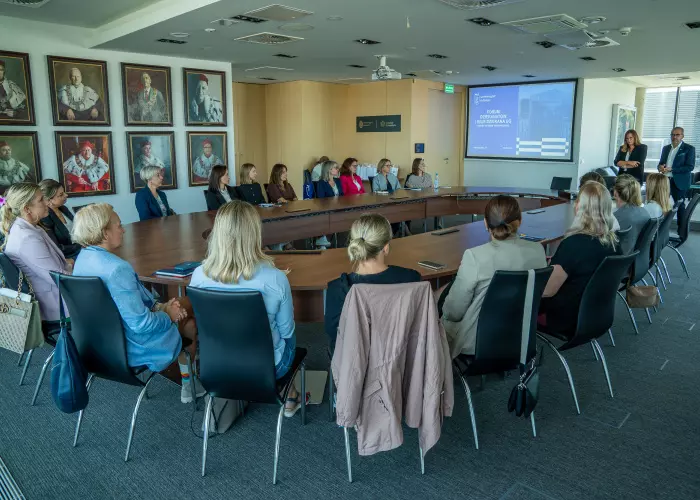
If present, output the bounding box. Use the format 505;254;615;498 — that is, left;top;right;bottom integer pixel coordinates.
440;195;547;358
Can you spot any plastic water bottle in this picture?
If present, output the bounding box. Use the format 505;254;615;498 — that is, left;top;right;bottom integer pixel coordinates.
434;173;439;191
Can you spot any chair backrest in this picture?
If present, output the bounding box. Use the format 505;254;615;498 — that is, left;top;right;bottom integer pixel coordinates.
651;209;676;264
303;169;312;185
368;176;375;192
550;176;572;191
186;287;279;403
404;173;413;188
631;217;658;283
615;226;634;255
472;267;553;373
0;253;31;294
312;180;319;197
678;193;700;243
565;252;638;350
51;273;140;386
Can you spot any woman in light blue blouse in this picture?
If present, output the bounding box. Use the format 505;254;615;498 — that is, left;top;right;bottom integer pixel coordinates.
71;203;202;404
189;200;302;418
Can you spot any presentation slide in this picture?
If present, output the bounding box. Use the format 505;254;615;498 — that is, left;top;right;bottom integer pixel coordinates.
466;80;577;161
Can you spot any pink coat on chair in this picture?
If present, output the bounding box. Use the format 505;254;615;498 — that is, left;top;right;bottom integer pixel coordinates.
332;282;454;456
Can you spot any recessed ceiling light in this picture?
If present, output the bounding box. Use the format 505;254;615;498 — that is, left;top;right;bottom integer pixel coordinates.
612;68;626;72
427;53;448;59
685;21;700;30
259;77;278;81
274;53;298;58
212;18;238;27
468;17;496;27
231;14;267;23
205;28;216;33
535;41;556;49
348;64;367;68
169;32;189;38
157;38;187;44
405;72;418;77
327;16;343;21
523;74;536;78
579;16;607;24
482;65;497;71
580;56;597;61
279;23;314;32
356;39;380;45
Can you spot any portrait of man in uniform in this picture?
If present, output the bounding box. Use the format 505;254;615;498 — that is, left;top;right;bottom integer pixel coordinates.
55;133;115;197
183;68;226;126
121;63;173;126
0;132;40;195
48;56;110;126
0;51;35;126
127;132;177;192
187;132;227;186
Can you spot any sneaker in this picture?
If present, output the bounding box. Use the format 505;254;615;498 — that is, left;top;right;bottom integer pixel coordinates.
181;376;206;404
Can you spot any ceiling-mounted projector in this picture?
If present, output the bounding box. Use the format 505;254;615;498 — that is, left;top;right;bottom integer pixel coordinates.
372;56;401;81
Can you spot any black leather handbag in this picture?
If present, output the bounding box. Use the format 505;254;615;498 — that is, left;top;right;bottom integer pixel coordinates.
507;269;539;418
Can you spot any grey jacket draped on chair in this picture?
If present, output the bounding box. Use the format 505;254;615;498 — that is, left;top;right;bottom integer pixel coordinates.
332;282;454;456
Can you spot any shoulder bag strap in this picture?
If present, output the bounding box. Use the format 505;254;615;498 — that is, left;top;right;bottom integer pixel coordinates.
519;269;536;366
57;274;67;328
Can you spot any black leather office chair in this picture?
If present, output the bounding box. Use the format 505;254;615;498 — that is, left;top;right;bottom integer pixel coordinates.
453;268;552;449
550;177;572;191
617;218;659;334
667;193;700;279
186;288;306;483
368;176;375;192
615;226;634;256
649;209;677;291
538;252;637;414
52;273;195;461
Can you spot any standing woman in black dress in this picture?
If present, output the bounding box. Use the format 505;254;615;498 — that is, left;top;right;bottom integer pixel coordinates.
614;129;647;184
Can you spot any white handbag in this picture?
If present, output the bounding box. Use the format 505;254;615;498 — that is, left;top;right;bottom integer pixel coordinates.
0;269;44;354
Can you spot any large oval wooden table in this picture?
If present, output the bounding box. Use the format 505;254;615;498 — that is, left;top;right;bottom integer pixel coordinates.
115;186;575;322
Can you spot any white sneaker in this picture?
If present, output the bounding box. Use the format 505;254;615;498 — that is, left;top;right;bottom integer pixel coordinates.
181;376;206;404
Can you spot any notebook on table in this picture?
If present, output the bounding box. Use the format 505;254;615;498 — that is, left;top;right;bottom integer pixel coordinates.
154;261;201;278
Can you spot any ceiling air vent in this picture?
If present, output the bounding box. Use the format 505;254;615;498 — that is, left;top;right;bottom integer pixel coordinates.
234;32;303;44
656;75;691;82
547;30;620;50
502;14;588;35
0;0;51;6
437;0;525;10
685;21;700;30
245;4;313;22
157;38;187;45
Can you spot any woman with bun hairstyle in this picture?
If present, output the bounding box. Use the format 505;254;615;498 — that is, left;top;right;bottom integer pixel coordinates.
440;195;547;358
324;213;420;353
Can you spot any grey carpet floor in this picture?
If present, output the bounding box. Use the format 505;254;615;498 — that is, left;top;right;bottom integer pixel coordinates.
2;230;700;500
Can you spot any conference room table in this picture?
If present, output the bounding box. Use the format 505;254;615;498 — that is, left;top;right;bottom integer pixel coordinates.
115;186;575;322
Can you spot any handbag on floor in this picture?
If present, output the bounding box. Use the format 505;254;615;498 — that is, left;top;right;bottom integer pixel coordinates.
50;276;89;413
508;269;539;418
0;269;44;354
626;285;660;309
201;398;248;435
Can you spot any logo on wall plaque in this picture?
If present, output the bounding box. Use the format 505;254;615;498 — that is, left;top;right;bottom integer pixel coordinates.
356;115;401;133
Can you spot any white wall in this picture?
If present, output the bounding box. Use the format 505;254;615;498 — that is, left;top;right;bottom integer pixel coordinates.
463;77;639;190
0;17;234;224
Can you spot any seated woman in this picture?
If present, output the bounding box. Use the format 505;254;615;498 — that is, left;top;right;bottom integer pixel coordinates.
540;181;620;335
71;203;202;403
236;163;266;205
613;174;650;252
371;158;400;193
38;179;81;259
204;165;238;211
405;158;433;189
339;157;365;196
644;173;672;219
440;195;547;358
266;164;298;204
0;183;73;336
189;200;302;417
135;165;175;221
324;213;421;353
316;160;343;198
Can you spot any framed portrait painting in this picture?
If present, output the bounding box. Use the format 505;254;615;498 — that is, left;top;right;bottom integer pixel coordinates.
187;132;227;186
609;104;637;166
183;68;226;126
0;51;36;126
55;132;115;197
126;132;177;193
121;63;173;126
47;56;110;126
0;132;41;196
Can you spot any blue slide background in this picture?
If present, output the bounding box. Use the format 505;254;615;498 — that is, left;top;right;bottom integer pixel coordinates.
467;81;576;160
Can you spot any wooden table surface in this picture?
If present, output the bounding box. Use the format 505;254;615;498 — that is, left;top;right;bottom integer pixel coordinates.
114;186;571;291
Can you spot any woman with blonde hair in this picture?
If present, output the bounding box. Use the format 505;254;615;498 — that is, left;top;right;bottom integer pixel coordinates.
613;129;647;184
1;183;72;336
613;174;650;252
189;200;301;417
371;158;400;193
644;173;672;219
266;163;297;204
72;203;202;403
236;163;266;205
405;158;433;189
324;213;420;353
540;181;620;334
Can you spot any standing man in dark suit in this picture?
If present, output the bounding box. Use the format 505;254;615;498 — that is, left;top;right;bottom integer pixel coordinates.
658;127;696;224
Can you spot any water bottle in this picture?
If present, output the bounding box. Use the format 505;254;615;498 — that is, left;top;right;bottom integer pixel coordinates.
434;173;439;191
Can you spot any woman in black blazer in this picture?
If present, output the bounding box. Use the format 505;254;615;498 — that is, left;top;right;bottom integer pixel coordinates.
38;179;81;260
235;162;267;205
614;129;647;184
204;165;238;211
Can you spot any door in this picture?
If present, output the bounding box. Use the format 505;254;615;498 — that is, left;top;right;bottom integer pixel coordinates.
427;90;462;187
